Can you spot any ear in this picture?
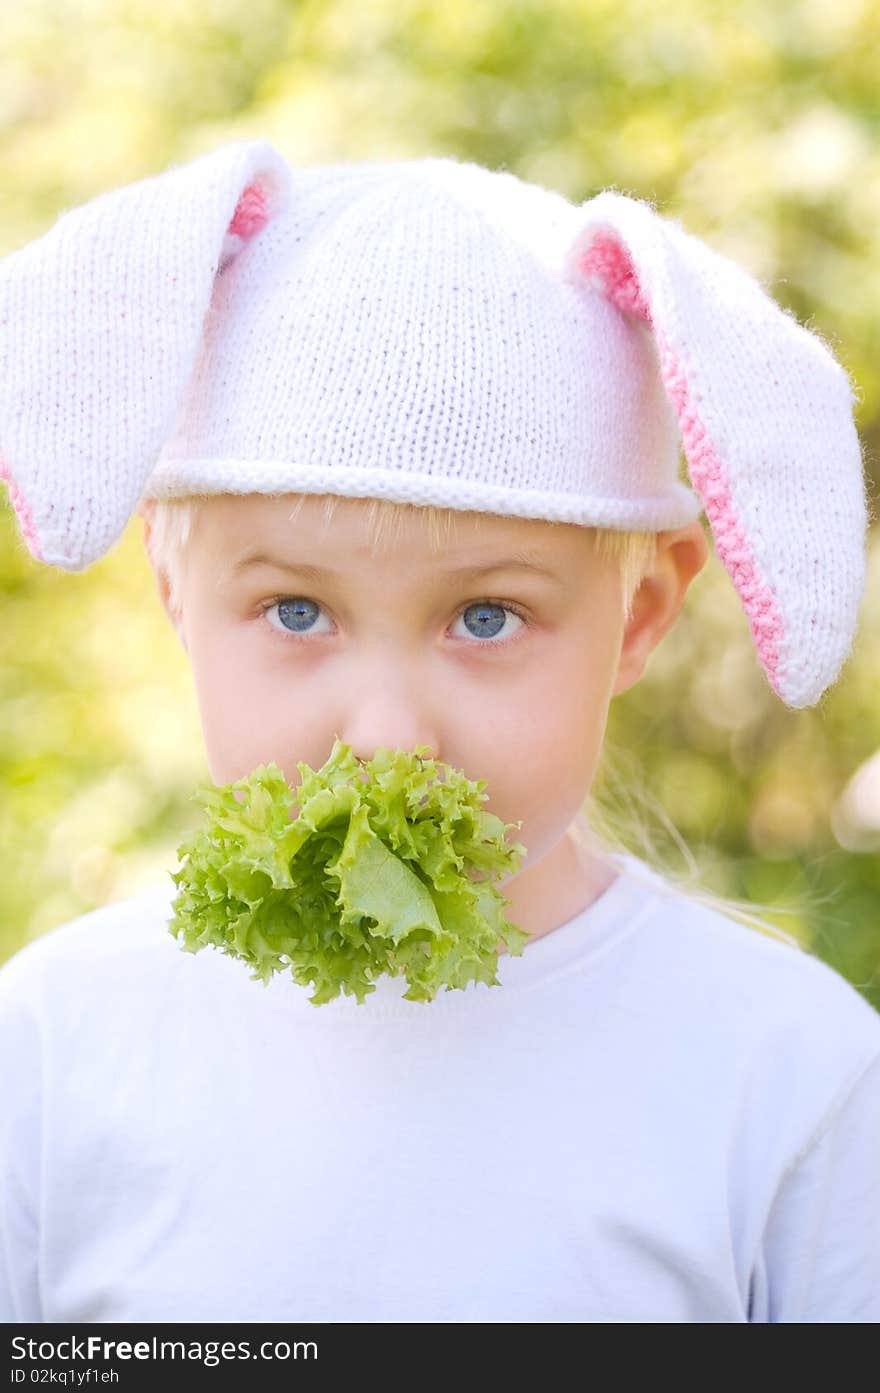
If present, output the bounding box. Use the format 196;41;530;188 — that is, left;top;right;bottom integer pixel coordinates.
138;503;188;652
613;521;710;697
564;191;868;708
0;140;290;572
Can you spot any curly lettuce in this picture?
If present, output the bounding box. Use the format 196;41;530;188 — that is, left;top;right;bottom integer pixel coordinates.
167;738;529;1005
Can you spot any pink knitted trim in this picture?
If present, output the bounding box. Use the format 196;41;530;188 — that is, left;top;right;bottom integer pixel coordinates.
578;232;785;696
580;232;652;321
218;179;274;274
656;329;785;693
0;452;42;561
228;180;271;239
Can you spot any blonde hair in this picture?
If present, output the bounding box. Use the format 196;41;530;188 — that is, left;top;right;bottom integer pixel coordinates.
139;492;810;952
139;492;656;621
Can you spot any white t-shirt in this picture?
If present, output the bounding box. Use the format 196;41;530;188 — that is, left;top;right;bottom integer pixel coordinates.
1;852;879;1324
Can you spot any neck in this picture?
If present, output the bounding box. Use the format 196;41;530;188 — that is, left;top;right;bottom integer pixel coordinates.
494;827;619;956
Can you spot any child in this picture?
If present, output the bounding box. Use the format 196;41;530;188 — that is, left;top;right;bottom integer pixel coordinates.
1;140;878;1324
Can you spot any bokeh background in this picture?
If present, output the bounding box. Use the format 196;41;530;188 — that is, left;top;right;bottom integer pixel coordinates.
1;0;879;1007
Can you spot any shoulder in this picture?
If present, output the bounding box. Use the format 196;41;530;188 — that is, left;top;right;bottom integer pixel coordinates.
0;881;183;1014
615;854;880;1077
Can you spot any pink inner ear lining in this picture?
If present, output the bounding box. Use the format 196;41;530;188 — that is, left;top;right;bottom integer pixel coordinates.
0;452;42;562
578;233;652;323
581;229;787;698
227;180;271;240
657;328;786;694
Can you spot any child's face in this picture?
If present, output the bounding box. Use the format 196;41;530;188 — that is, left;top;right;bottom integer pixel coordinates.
145;492;706;925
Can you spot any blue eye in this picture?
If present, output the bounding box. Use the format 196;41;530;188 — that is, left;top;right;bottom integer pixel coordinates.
453;601;525;645
261;597;527;646
264;598;332;636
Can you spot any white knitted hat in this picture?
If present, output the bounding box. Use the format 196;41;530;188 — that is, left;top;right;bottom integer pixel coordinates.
0;139;869;708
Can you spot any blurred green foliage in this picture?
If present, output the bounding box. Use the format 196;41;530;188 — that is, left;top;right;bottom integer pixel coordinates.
1;0;878;1006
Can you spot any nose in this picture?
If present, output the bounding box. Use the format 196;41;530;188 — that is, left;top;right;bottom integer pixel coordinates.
331;654;440;767
343;724;441;769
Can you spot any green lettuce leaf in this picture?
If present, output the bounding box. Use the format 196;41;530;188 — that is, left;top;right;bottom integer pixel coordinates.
167;738;529;1005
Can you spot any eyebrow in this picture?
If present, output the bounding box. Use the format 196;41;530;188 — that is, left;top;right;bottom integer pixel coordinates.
230;550;564;584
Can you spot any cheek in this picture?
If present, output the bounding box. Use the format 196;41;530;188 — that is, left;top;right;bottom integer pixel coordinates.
183;612;293;782
470;627;617;832
505;619;617;746
186;623;349;785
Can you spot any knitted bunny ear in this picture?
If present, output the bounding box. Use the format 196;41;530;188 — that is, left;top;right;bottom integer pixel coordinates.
563;191;869;709
0;139;291;570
